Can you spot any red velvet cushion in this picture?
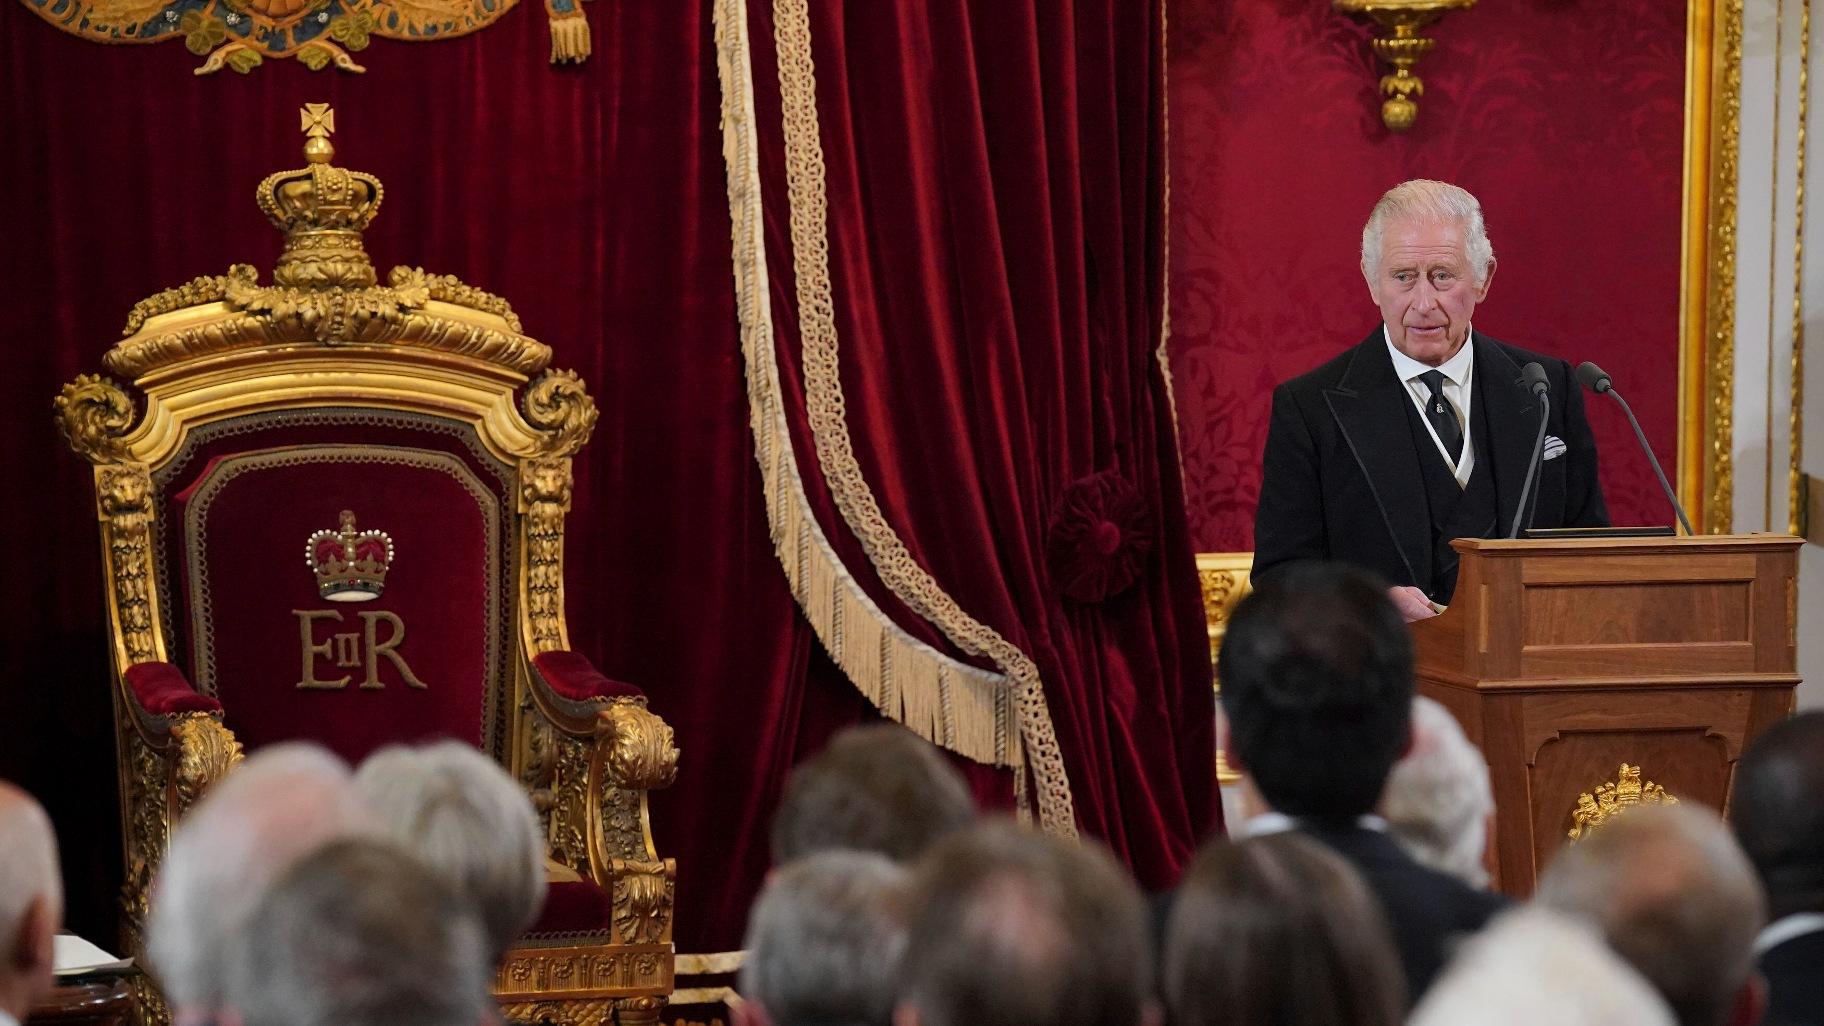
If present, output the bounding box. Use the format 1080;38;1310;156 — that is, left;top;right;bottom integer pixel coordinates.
526;879;616;938
533;651;645;702
124;662;223;716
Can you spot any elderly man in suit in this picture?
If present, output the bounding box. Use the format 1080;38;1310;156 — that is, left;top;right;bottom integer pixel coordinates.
1253;179;1608;620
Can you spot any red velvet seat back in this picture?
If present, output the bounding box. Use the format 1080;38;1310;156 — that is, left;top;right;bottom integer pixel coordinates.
154;409;518;763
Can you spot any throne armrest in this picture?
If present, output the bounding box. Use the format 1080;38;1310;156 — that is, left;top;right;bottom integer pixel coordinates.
122;662;223;717
531;650;647;702
524;650;677;942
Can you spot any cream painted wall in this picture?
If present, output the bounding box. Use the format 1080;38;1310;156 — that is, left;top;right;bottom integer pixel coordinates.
1739;0;1821;708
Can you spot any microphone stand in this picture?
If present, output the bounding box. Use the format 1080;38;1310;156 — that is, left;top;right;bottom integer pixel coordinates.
1507;391;1551;539
1602;387;1695;536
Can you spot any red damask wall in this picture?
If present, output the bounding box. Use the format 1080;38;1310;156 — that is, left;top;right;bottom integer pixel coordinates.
1169;1;1687;551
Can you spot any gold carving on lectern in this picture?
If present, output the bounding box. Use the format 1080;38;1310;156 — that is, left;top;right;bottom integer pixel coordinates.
1567;763;1679;842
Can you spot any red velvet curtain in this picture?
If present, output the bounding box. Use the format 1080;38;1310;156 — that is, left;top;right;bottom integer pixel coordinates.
743;0;1218;885
2;0;1216;951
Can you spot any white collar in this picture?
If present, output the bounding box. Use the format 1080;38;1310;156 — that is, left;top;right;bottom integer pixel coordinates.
0;1007;17;1026
1383;324;1475;386
1755;912;1824;956
1235;811;1389;839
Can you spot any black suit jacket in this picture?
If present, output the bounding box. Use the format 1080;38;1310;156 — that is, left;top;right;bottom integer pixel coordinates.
1761;928;1824;1026
1254;329;1608;594
1300;823;1508;1006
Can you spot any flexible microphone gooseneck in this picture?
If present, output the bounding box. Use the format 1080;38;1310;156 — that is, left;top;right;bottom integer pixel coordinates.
1507;362;1552;539
1576;361;1695;536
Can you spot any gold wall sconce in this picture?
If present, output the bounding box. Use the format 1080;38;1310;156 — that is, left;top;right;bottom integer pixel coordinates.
1334;0;1477;132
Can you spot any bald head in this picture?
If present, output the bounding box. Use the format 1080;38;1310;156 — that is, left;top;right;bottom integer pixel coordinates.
1535;804;1765;1026
0;782;61;1018
1732;712;1824;920
149;744;374;1012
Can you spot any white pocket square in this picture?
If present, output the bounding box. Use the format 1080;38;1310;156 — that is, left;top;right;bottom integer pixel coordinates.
1542;435;1567;461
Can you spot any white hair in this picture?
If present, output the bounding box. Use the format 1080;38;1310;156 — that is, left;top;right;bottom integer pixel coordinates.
739;850;910;1026
0;785;61;966
1360;179;1495;284
355;740;545;957
1381;697;1494;886
148;743;373;1009
1535;803;1766;1026
225;838;493;1026
1409;908;1675;1026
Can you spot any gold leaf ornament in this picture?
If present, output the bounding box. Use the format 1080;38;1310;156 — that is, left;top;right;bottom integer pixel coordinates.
179;9;226;54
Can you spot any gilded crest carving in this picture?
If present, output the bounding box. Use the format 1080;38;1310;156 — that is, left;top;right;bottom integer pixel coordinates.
55;376;136;465
524;370;600;458
17;0;596;74
1567;763;1679;842
171;714;244;813
598;701;680;791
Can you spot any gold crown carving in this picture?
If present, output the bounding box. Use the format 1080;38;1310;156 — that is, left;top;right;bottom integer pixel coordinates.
1567;763;1679;842
305;510;395;602
254;104;385;290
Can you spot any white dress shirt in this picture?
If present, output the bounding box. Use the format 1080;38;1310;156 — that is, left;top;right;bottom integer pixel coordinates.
1755;911;1824;956
1384;326;1476;487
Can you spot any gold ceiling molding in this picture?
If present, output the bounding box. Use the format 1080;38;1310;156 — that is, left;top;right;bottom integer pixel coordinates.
711;0;1057;819
1333;0;1477;132
16;0;595;74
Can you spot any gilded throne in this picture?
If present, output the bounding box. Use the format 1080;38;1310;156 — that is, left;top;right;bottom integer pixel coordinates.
54;106;678;1026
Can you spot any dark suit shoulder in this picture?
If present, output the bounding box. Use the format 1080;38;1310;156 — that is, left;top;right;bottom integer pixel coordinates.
1761;929;1824;1026
1301;825;1507;1002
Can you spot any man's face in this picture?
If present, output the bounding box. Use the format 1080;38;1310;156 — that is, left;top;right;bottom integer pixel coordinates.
1367;217;1493;366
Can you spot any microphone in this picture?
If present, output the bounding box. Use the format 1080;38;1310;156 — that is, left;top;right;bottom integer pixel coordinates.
1577;361;1695;535
1507;362;1552;538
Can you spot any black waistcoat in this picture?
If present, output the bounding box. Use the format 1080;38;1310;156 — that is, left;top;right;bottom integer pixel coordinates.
1399;371;1498;603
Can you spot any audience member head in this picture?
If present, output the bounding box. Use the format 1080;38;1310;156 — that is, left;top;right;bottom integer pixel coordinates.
355;739;545;959
1731;711;1824;921
1534;804;1766;1026
224;838;493;1026
1408;908;1675;1026
772;723;974;865
0;783;61;1020
1218;561;1412;818
149;743;373;1017
737;850;910;1026
895;820;1152;1026
1381;696;1493;886
1164;833;1404;1026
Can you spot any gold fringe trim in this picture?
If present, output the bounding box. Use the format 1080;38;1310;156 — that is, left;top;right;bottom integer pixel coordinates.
546;5;590;64
765;0;1077;836
1156;0;1182;450
710;0;1026;774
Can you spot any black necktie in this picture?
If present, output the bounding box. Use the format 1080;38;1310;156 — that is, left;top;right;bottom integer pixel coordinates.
1418;369;1463;466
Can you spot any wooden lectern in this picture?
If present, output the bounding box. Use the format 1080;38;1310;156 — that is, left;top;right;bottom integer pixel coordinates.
1410;533;1803;896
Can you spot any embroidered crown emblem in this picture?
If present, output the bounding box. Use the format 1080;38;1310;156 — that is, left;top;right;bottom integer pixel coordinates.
305;510;395;602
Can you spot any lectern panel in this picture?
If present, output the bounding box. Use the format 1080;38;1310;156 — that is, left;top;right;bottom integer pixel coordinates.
1527;727;1734;873
1520;581;1751;646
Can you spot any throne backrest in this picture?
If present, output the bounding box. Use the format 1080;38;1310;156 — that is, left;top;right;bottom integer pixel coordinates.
152;410;520;764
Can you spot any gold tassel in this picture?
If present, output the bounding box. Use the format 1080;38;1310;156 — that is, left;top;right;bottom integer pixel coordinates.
546;5;591;64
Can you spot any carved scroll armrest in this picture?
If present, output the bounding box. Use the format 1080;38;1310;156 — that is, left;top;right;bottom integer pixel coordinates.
582;700;678;880
524;653;678;910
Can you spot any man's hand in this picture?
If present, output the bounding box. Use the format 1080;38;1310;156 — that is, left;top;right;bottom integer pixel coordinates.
1388;585;1440;623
